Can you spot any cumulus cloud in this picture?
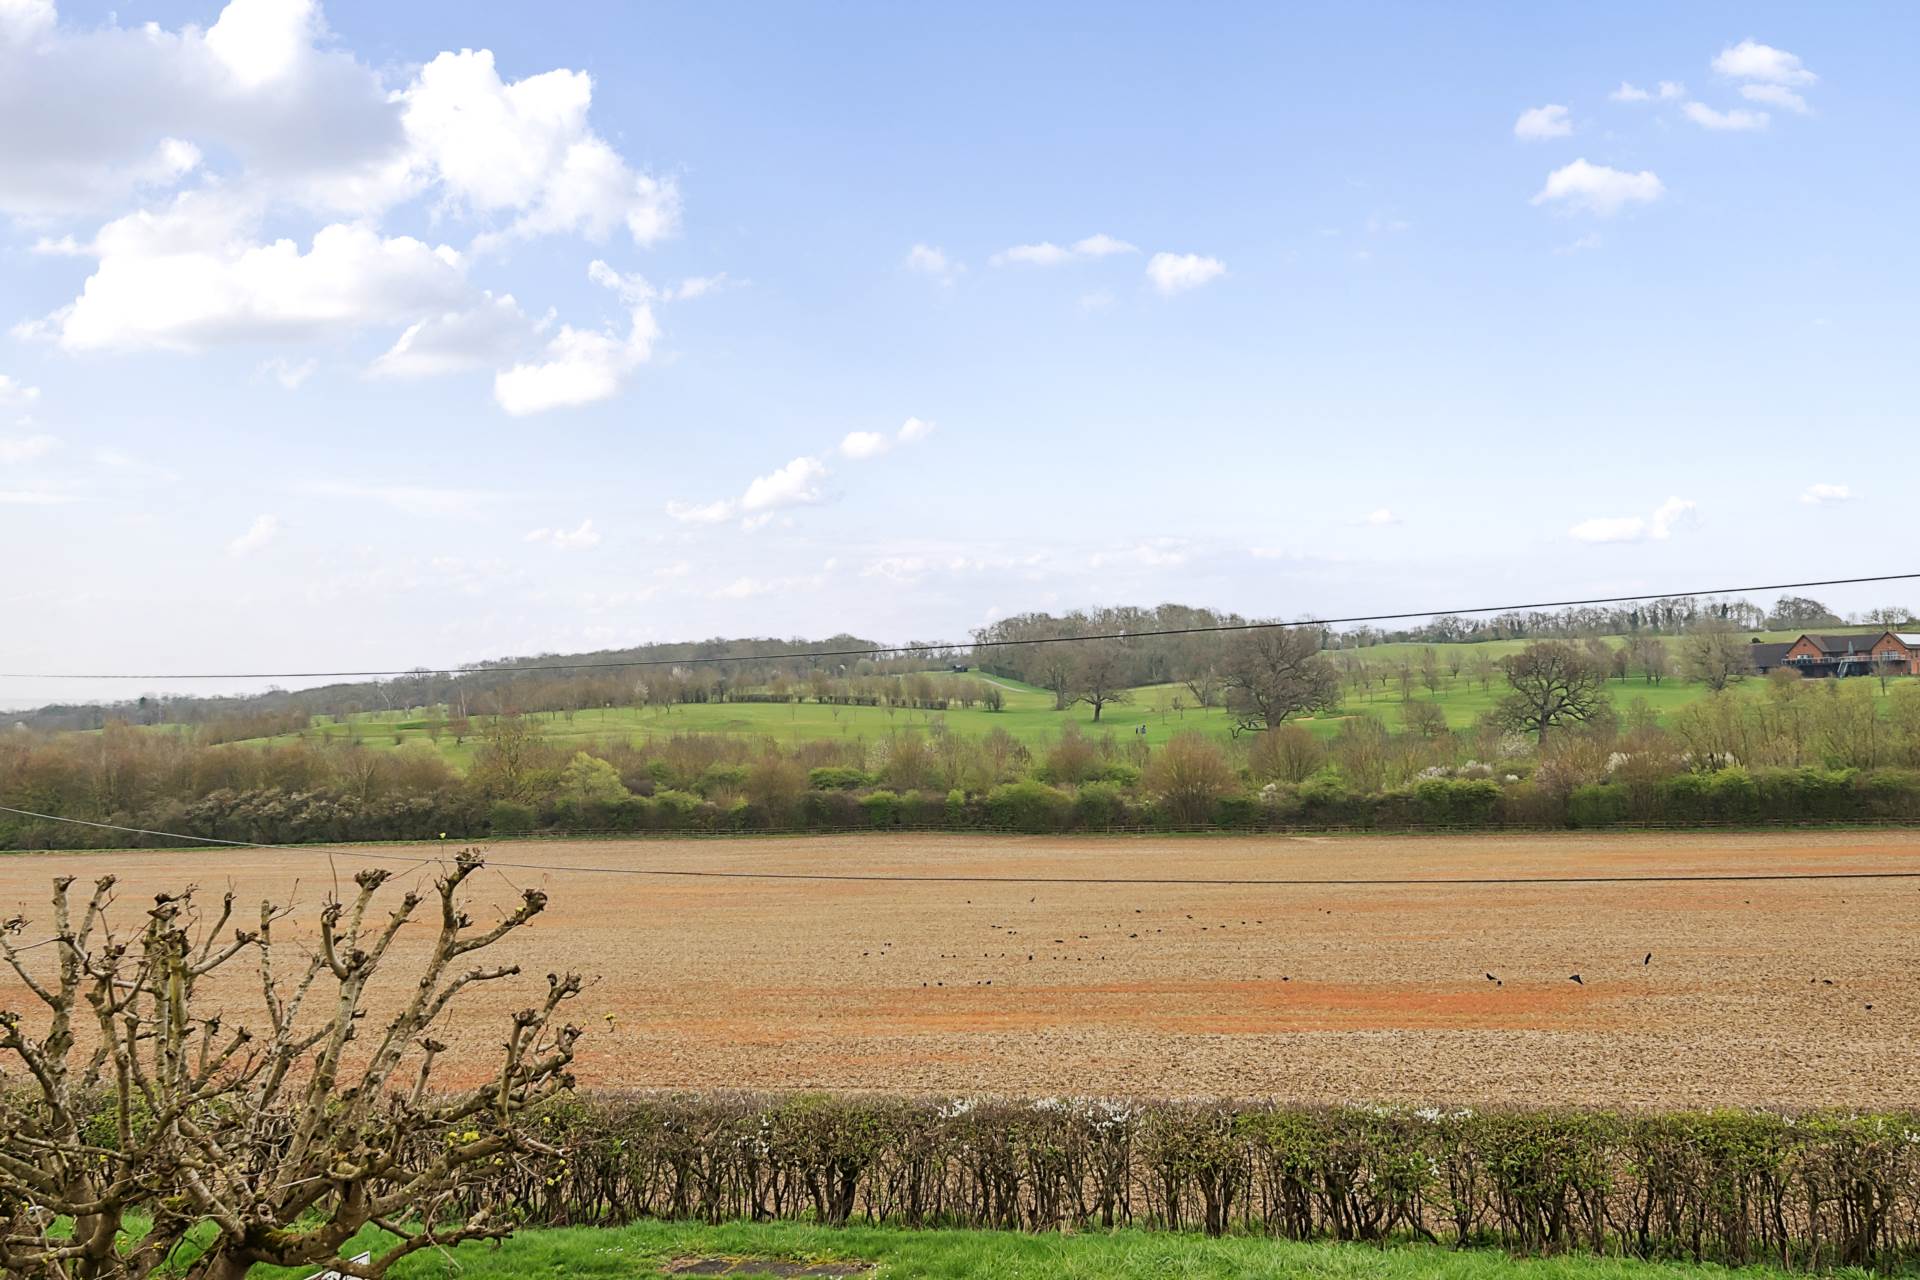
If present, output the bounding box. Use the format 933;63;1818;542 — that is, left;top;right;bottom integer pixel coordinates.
1360;507;1400;526
32;191;469;352
1145;252;1226;294
1531;159;1664;216
1088;540;1189;569
1513;104;1572;140
4;1;687;415
838;416;934;460
1568;496;1697;543
402;48;679;251
1611;81;1686;103
0;0;402;219
741;456;828;512
1800;482;1852;505
904;243;961;284
525;517;601;549
1683;102;1768;131
838;430;890;460
1712;39;1816;86
669;455;832;528
990;232;1138;266
491;260;658;414
1740;83;1809;113
227;513;282;556
370;292;529;378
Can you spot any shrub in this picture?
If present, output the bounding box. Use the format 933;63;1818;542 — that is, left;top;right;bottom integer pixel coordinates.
859;789;901;827
1072;780;1129;829
808;765;870;791
985;780;1071;832
1144;732;1235;824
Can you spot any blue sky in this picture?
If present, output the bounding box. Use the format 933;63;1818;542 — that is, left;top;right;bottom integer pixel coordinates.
2;1;1916;705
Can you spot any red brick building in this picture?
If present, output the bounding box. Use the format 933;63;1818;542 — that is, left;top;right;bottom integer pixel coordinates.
1766;631;1920;677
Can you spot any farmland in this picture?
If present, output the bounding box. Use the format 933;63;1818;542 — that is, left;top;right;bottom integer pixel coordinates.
5;828;1915;1107
146;648;1908;770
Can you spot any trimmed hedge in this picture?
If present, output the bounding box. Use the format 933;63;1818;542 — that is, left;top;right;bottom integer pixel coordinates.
459;1094;1920;1270
10;767;1920;851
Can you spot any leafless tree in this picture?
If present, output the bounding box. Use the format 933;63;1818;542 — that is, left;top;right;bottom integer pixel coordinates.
1070;642;1134;723
1682;619;1750;693
1419;648;1442;696
1494;641;1609;745
1220;628;1342;735
1181;667;1222;710
0;852;580;1280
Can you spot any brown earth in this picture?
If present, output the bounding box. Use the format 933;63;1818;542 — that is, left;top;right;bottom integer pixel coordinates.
2;830;1916;1106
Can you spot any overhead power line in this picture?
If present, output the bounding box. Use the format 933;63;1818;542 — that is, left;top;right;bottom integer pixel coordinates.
2;571;1917;684
0;805;1915;888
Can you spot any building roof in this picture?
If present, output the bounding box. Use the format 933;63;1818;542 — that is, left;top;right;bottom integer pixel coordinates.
1799;633;1887;655
1895;633;1920;647
1748;642;1793;668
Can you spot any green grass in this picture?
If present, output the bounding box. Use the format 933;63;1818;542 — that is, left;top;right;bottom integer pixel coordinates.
110;637;1919;769
224;1219;1859;1279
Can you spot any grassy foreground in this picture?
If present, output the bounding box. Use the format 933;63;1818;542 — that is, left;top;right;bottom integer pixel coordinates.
233;1220;1867;1279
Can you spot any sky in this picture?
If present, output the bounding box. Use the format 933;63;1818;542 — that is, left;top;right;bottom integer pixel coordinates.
2;1;1917;707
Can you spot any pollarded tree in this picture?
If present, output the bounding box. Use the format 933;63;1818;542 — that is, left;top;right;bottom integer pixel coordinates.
0;851;581;1280
1220;627;1342;735
1494;640;1608;746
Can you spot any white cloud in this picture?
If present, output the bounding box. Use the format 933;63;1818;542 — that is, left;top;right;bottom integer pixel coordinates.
1513;104;1572;140
992;241;1070;267
1568;496;1697;543
1531;159;1664;216
38;193;469;352
401;48;679;249
525;517;601;549
1078;290;1115;312
1555;232;1604;254
1683;102;1769;131
1145;252;1226;295
1800;482;1851;506
227;513;282;556
0;374;40;406
838;430;890;460
668;455;832;528
1740;83;1809;113
664;498;736;525
1611;80;1687;104
1712;39;1816;86
1360;507;1400;526
741;456;828;512
990;232;1137;266
0;432;58;463
0;0;401;219
370;293;529;378
839;416;933;459
491;260;657;414
905;243;961;284
260;356;317;389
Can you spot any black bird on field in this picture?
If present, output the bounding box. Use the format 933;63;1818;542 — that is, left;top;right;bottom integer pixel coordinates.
1485;972;1497;982
1569;974;1584;985
1643;953;1652;965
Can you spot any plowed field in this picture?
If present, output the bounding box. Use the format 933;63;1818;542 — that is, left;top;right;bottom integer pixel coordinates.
4;830;1915;1105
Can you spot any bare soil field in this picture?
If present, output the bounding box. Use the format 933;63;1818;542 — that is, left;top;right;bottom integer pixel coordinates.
3;831;1916;1106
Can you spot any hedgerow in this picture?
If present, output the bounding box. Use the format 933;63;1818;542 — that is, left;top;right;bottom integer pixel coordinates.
449;1094;1920;1270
